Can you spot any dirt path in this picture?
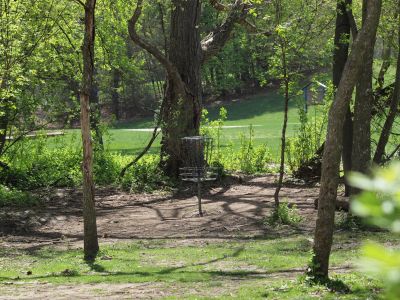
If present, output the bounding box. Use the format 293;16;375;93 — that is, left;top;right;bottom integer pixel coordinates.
0;176;319;250
0;176;322;299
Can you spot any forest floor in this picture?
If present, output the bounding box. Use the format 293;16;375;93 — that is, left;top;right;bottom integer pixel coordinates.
1;176;318;249
0;175;396;299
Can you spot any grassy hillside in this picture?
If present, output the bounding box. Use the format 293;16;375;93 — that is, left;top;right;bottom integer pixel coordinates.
53;91;317;159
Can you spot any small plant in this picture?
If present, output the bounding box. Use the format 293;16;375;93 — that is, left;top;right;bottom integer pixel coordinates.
200;106;227;163
335;212;360;231
118;155;169;193
286;82;333;172
264;201;303;226
237;125;273;174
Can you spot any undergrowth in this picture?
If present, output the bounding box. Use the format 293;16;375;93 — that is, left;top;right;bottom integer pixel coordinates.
264;201;303;226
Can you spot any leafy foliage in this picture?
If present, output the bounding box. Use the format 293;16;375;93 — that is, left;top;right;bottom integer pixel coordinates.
264;201;303;227
350;163;400;299
0;184;38;207
286;82;333;172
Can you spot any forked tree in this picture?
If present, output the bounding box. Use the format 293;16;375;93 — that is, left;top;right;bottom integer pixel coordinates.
128;0;262;178
311;0;382;278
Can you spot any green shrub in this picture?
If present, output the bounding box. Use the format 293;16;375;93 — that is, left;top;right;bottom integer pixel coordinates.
3;136;167;193
200;107;227;164
0;184;39;207
220;125;273;174
286;82;333;172
264;201;303;227
118;155;168;193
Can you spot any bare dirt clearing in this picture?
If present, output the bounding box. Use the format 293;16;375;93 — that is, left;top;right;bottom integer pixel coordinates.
0;176;324;299
0;176;319;250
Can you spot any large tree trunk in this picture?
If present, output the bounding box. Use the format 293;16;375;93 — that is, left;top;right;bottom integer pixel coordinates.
160;0;202;177
333;0;353;196
128;0;252;178
374;6;400;164
312;0;381;279
351;0;377;179
80;0;99;261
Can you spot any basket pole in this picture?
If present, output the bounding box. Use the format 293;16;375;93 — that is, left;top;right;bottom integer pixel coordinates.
197;171;203;217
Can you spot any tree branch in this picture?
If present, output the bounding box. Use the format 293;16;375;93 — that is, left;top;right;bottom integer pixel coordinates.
209;0;229;11
71;0;86;8
128;0;182;85
202;0;250;63
119;100;164;178
202;0;271;63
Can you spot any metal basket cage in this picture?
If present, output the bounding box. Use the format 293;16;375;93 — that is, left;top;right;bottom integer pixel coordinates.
179;136;217;182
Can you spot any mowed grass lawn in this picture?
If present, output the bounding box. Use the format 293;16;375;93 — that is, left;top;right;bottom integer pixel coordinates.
51;91;316;159
0;232;395;299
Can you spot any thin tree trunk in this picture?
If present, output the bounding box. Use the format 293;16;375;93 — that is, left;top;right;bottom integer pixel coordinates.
274;40;289;207
374;7;400;164
312;0;381;279
0;72;10;157
377;36;393;89
111;68;121;121
80;0;99;261
332;0;353;197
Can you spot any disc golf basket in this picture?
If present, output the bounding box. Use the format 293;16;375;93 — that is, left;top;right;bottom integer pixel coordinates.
179;136;217;217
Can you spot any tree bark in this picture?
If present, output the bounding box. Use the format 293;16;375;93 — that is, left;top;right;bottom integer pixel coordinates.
312;0;381;279
90;76;103;149
374;6;400;164
0;97;10;157
128;0;253;178
351;0;377;178
274;39;289;207
333;0;353;197
159;0;202;177
80;0;99;261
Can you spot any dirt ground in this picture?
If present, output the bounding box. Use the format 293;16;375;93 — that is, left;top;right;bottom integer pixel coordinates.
0;175;321;299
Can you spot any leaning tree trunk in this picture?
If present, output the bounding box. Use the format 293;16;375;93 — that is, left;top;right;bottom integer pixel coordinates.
374;5;400;164
333;0;353;196
351;0;377;179
80;0;99;261
311;0;381;279
160;0;202;177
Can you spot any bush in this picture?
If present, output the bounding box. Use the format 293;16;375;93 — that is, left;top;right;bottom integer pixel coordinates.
2;135;168;193
220;125;273;174
0;184;39;207
264;201;303;227
118;155;168;193
286;83;333;172
2;136;82;189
